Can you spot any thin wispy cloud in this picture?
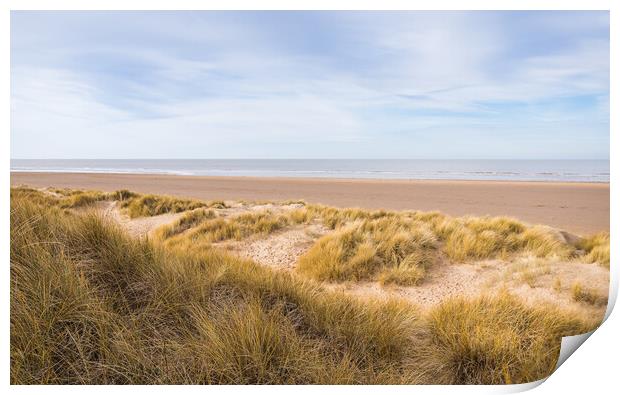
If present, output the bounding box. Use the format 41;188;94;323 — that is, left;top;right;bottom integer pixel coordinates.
10;11;609;159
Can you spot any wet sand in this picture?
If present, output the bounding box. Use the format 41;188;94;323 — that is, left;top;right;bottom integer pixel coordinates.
11;172;609;235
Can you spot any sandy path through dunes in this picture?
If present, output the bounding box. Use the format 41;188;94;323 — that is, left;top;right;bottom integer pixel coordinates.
96;201;186;239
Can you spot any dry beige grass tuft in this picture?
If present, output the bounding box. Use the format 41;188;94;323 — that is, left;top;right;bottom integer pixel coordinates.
120;194;209;218
577;232;610;268
571;282;608;307
426;292;596;384
153;208;217;239
297;217;438;285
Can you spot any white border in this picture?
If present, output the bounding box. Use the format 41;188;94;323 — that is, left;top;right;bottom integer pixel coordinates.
3;1;616;394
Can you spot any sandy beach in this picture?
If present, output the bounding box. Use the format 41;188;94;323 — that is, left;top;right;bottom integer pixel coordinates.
11;172;609;235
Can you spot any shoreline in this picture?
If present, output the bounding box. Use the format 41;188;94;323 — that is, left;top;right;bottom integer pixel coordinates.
11;171;610;235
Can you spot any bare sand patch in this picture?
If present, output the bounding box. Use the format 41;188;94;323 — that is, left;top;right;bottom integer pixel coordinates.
494;258;609;319
325;261;491;306
224;223;330;270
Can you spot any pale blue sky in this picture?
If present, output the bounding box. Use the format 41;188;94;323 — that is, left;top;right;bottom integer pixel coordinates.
10;11;609;159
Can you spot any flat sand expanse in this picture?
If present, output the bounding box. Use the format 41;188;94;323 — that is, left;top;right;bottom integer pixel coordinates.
11;172;609;235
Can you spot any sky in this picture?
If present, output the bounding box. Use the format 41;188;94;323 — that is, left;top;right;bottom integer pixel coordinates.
10;11;610;159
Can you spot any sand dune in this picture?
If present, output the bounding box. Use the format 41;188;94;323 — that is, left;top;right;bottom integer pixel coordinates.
78;194;608;321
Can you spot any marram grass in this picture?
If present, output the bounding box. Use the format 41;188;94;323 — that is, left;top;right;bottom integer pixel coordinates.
571;282;608;307
577;232;610;268
10;188;602;384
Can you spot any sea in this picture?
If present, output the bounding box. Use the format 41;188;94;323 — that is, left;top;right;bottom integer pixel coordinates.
10;159;610;183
